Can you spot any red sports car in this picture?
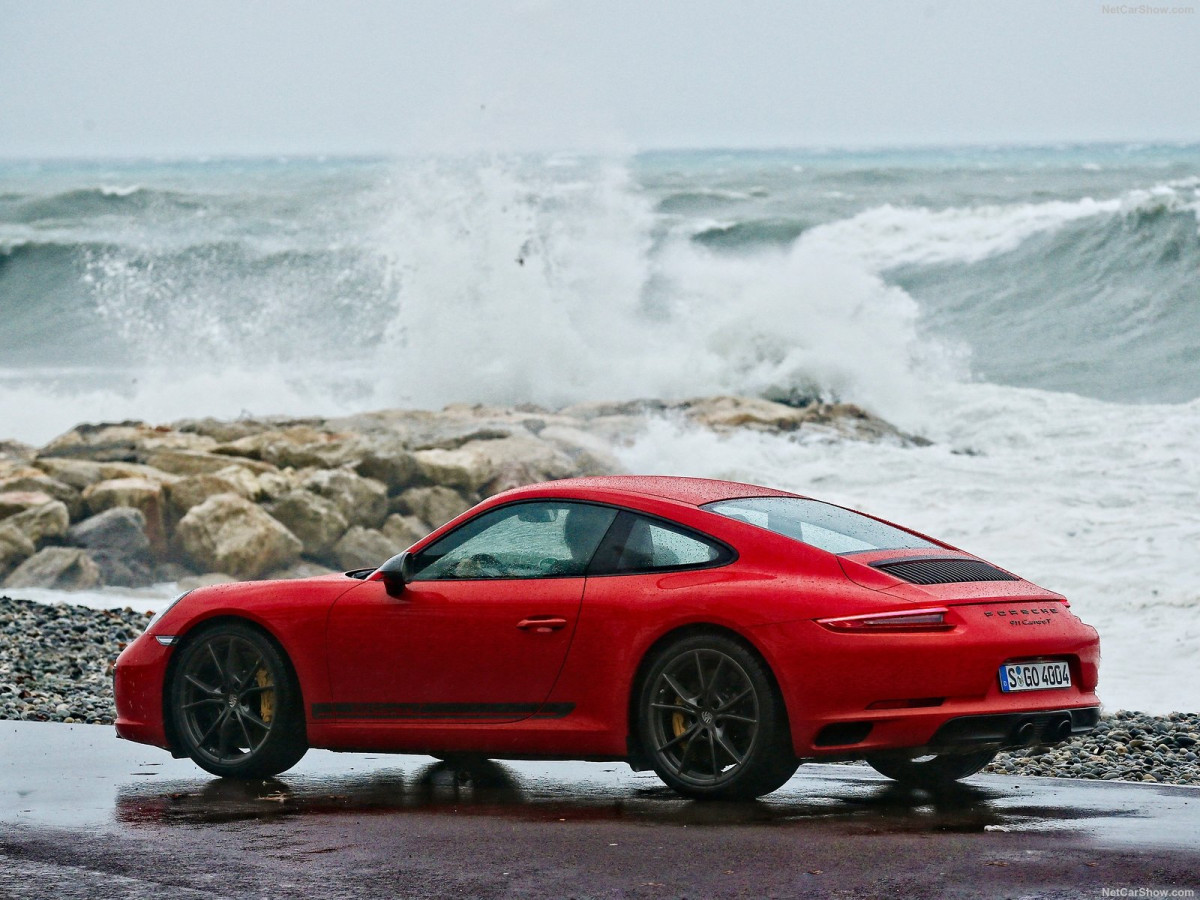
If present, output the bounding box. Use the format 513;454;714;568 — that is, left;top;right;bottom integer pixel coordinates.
114;476;1101;799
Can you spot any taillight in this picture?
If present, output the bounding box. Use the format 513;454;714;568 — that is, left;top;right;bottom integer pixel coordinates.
817;607;954;633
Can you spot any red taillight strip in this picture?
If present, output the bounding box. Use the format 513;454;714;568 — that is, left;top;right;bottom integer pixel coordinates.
817;606;954;632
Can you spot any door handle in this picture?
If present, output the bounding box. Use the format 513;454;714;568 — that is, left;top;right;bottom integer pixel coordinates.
517;617;568;633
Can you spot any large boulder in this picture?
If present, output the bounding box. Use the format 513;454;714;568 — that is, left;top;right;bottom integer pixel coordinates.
67;507;156;588
0;473;82;520
33;458;175;491
144;448;277;477
0;524;35;578
381;513;430;549
412;435;576;496
264;490;349;559
82;477;167;558
175;493;302;580
163;473;253;525
332;526;397;571
3;547;101;590
300;469;388;529
392;486;471;528
352;440;420;493
0;490;56;520
3;499;70;546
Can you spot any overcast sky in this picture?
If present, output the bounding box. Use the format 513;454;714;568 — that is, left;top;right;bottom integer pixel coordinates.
2;0;1198;158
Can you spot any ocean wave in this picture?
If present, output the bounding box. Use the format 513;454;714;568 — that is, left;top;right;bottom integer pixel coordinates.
9;186;204;224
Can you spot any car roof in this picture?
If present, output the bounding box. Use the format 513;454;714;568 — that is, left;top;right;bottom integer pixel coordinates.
504;475;800;506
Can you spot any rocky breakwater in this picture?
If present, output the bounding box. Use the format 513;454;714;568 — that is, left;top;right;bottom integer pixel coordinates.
0;396;912;588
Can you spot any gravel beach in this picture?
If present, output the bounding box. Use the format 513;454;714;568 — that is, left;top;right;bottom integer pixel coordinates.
2;595;1197;787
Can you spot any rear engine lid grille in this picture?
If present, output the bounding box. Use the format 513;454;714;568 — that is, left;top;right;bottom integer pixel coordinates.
872;557;1019;585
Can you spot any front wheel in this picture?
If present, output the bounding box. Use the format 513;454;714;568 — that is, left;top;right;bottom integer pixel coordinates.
169;622;308;778
637;633;798;801
866;749;998;789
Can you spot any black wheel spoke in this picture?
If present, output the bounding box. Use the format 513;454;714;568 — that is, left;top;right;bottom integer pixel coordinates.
716;712;757;725
238;683;273;697
656;722;700;754
185;674;221;696
661;673;698;708
651;702;694;714
234;711;255;750
197;708;230;747
694;651;708;695
182;698;223;711
224;639;238;688
706;655;726;705
707;729;719;777
234;655;263;690
205;643;226;684
713;728;746;765
716;686;753;713
239;706;271;733
676;727;700;774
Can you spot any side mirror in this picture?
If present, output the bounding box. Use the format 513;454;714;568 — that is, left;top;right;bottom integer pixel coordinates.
375;551;414;598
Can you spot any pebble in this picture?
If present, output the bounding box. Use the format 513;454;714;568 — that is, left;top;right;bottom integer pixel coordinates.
3;596;1198;787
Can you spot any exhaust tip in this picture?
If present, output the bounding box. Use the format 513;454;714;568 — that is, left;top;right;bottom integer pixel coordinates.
1050;716;1074;743
1015;720;1037;745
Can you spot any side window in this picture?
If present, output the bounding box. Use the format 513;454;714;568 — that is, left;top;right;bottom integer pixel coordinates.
591;513;729;575
410;501;617;580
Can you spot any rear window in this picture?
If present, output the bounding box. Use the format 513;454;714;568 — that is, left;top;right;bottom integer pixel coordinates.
703;497;938;555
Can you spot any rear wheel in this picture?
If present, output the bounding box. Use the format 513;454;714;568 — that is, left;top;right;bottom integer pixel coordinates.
637;633;798;800
866;749;997;789
169;622;307;778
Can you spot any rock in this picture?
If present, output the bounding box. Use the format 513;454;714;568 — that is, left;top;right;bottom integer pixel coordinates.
682;395;811;431
392;486;472;528
67;507;152;559
3;499;70;546
301;469;388;529
0;491;56;520
81;477;168;558
163;473;252;524
264;560;338;580
354;441;420;493
35;458;177;491
332;526;397;571
0;474;83;520
215;426;358;470
154;561;196;582
145;448;277;477
264;490;349;559
39;421;217;462
3;547;102;590
0;439;36;464
412;435;576;496
0;524;36;577
175;493;302;580
381;514;430;549
214;465;263;499
536;425;621;477
174;416;272;443
255;470;298;502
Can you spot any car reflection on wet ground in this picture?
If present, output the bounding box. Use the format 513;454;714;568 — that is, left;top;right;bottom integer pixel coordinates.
2;721;1199;899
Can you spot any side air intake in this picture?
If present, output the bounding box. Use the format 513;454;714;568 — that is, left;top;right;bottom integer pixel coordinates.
872;557;1020;585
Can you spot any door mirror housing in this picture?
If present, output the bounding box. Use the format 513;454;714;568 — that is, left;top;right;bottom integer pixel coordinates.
375;551;414;598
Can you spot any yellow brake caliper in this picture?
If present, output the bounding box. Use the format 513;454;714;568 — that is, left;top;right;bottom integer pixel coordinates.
672;696;687;739
257;669;274;724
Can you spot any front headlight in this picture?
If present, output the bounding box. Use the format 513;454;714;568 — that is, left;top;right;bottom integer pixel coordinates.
146;590;192;631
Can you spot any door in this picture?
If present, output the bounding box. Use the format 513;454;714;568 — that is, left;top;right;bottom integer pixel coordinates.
323;500;617;724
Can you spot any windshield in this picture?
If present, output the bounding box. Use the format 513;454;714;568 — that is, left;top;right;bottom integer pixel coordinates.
702;497;938;555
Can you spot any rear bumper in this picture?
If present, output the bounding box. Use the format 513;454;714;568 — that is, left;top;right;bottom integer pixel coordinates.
750;605;1102;758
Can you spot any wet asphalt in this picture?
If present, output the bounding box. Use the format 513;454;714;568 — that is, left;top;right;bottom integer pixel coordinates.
1;722;1198;899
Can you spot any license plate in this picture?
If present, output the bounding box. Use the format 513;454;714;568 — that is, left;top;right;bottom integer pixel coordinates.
999;660;1071;692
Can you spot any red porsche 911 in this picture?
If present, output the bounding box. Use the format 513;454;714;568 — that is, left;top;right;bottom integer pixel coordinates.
114;476;1101;800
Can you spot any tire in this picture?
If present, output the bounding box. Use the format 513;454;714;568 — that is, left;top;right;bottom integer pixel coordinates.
168;621;308;779
866;749;998;789
636;633;798;801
